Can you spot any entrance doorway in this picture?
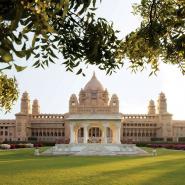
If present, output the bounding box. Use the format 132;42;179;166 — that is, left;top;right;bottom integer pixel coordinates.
88;127;102;143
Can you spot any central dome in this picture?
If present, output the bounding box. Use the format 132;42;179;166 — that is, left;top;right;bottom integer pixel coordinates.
84;72;104;91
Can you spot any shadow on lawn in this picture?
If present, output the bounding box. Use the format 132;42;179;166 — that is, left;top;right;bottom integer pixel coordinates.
69;157;185;185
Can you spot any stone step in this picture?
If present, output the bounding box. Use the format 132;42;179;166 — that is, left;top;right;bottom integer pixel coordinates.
42;144;148;156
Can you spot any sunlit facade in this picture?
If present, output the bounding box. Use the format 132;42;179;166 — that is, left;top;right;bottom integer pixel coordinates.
0;73;185;143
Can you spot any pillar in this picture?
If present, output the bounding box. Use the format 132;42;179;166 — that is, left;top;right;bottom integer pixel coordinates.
104;127;107;144
116;126;121;144
84;125;88;144
70;124;75;144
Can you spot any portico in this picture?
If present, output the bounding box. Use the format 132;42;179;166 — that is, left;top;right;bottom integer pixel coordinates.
67;114;122;144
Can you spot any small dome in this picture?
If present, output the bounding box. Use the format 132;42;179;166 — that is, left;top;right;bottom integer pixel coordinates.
84;72;104;91
159;92;166;100
22;91;29;99
111;94;118;99
160;92;165;97
149;99;155;105
33;99;39;105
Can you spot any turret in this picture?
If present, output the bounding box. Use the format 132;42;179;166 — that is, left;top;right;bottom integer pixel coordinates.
21;91;31;114
156;92;172;140
69;94;78;113
32;99;40;115
157;92;167;114
109;94;119;113
148;99;156;115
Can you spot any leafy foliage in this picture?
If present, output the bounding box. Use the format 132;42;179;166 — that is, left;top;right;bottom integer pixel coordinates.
0;0;185;111
0;0;121;111
0;73;18;112
0;0;121;75
120;0;185;75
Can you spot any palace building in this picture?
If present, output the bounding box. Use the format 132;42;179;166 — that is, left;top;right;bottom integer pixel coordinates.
0;73;185;144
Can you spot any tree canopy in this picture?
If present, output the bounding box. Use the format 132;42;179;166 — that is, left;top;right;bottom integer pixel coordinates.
0;0;185;111
121;0;185;75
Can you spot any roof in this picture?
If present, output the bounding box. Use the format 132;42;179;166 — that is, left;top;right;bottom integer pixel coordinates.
84;72;104;91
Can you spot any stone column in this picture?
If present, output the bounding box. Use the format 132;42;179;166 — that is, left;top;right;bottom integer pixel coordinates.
104;127;107;144
116;126;121;144
84;125;88;144
69;124;75;144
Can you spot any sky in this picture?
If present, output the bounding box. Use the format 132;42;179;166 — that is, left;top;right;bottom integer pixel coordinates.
0;0;185;120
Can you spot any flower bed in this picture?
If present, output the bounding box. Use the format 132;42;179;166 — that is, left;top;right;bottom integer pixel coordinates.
147;143;185;150
0;143;34;150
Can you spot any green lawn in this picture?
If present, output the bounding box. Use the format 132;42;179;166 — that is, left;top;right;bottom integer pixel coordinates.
0;147;185;185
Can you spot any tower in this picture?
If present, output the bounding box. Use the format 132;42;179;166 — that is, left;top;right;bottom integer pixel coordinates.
148;99;156;115
15;91;31;141
157;92;167;114
21;91;31;114
157;92;172;140
69;94;78;113
110;94;119;113
32;99;40;115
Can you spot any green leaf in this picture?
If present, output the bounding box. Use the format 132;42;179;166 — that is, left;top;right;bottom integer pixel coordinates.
14;64;27;72
76;68;82;75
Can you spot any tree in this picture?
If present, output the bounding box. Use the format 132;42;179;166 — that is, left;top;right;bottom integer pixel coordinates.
0;73;18;112
120;0;185;75
0;0;185;111
0;0;121;111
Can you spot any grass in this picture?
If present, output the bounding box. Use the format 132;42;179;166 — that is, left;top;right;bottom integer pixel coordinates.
0;147;185;185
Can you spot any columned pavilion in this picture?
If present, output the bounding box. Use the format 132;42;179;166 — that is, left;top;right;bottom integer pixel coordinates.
67;114;122;144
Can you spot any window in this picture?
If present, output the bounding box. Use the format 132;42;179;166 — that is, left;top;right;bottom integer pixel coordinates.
91;92;97;99
71;101;75;106
0;131;3;135
5;131;8;136
113;102;116;106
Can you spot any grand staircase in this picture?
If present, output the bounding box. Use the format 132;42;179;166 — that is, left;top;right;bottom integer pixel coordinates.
42;144;148;156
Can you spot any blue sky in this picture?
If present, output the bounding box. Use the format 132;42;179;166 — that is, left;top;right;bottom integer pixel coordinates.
0;0;185;120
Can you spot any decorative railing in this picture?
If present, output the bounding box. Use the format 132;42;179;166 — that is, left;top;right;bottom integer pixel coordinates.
31;114;64;119
0;120;15;125
122;114;157;120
